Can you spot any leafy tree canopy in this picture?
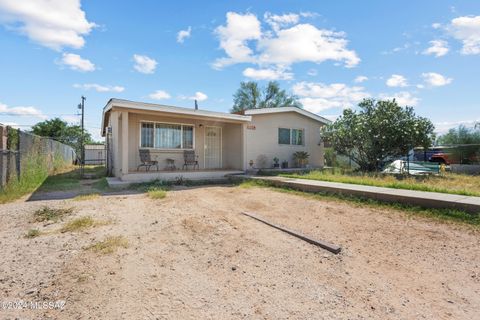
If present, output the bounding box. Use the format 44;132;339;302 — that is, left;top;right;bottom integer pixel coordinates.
31;118;93;152
231;81;301;113
321;99;435;171
437;125;480;145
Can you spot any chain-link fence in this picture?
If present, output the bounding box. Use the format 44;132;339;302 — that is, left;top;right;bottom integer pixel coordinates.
0;125;76;189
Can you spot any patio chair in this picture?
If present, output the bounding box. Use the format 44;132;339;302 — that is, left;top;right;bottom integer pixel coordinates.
183;150;199;170
137;149;159;171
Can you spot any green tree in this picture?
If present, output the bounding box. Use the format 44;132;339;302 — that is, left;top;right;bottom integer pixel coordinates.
437;125;480;145
321;99;435;171
231;81;301;113
31;118;93;153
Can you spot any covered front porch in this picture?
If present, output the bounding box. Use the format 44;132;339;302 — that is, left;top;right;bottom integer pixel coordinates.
104;100;251;182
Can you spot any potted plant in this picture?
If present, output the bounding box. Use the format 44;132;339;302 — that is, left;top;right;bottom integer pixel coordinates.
293;151;310;168
281;160;289;169
273;157;280;168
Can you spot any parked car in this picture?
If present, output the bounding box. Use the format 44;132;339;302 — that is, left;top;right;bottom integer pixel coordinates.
383;160;439;175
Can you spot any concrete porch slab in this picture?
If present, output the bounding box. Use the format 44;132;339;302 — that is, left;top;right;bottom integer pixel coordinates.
121;170;244;183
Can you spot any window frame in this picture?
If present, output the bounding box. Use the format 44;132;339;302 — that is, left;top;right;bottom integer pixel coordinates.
139;120;195;150
291;128;305;146
278;127;291;145
278;127;305;146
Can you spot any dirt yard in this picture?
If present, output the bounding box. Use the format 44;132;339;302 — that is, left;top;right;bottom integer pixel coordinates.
1;185;479;319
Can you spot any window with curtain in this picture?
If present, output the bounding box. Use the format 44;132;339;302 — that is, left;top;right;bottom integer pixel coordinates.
141;122;194;149
278;128;291;145
291;129;304;145
155;123;181;148
182;126;193;149
141;123;154;148
278;127;305;145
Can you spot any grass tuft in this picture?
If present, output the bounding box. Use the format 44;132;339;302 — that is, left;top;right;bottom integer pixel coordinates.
86;236;129;254
73;193;101;201
92;177;109;190
147;187;167;199
60;216;97;232
25;229;41;238
33;206;73;222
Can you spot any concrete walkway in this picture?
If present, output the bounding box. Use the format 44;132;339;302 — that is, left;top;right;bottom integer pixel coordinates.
241;175;480;214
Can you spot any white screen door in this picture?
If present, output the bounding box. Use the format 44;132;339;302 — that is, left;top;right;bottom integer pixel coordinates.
204;126;222;169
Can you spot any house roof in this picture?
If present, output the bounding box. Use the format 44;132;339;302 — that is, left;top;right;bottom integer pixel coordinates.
101;98;251;136
243;107;331;125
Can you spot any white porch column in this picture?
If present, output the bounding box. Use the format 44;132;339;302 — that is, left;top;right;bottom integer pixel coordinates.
110;111;120;177
121;111;129;175
242;123;248;171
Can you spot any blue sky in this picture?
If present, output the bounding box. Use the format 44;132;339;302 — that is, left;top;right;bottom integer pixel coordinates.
0;0;479;140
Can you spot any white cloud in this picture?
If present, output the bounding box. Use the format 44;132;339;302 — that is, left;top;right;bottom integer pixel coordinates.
432;23;442;29
133;54;157;74
60;53;95;72
386;74;408;87
307;69;317;76
381;43;411;55
292;81;369;113
188;91;208;101
448;16;480;55
213;12;262;69
2;121;20;128
257;24;360;68
421;72;452;87
73;83;124;92
177;26;191;43
423;40;449;57
379;91;419;106
0;0;95;50
242;66;293;80
264;12;299;31
434;119;480;134
213;12;359;70
0;101;47;119
148;90;171;100
354;75;368;83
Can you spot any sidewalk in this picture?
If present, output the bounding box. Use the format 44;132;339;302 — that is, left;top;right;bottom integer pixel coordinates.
243;175;480;214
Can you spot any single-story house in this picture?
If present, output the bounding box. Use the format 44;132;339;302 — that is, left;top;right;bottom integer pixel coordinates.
101;98;330;182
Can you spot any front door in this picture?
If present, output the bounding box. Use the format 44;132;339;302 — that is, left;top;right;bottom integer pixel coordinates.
204;126;222;169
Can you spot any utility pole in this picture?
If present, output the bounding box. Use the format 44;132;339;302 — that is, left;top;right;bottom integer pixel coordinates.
78;96;86;176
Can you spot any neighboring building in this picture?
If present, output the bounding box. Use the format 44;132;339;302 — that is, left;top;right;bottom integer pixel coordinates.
101;99;330;182
84;144;106;165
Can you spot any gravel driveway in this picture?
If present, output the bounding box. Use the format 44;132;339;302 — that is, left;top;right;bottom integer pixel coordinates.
1;185;479;319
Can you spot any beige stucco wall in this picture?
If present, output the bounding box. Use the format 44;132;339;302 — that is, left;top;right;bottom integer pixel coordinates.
109;110;244;176
244;112;325;169
107;108;325;177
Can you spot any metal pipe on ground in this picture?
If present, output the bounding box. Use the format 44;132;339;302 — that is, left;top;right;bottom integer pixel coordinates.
241;211;342;254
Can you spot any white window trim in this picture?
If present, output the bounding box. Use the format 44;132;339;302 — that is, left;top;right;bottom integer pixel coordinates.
278;127;305;146
139;120;195;150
